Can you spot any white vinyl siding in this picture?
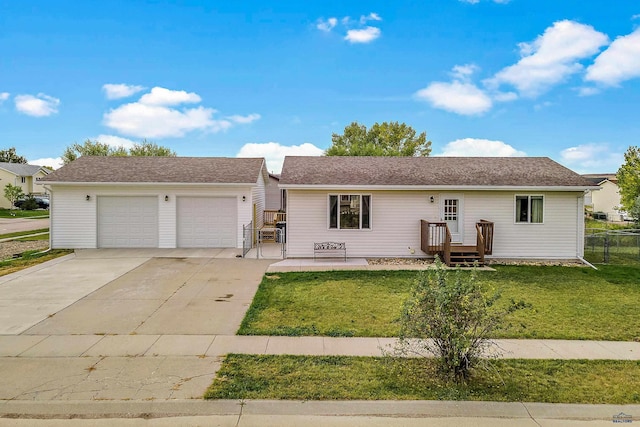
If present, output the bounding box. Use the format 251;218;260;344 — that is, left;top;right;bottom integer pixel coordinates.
177;197;237;247
287;190;437;258
286;190;583;259
98;196;159;248
252;173;266;228
49;184;259;249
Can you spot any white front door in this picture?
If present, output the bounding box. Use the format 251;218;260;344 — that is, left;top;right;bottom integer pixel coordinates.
441;195;463;243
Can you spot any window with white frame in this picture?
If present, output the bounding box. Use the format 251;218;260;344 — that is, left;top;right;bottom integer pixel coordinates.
515;195;544;223
20;177;26;184
329;194;371;229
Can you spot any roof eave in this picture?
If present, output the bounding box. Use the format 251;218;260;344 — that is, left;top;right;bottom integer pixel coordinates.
41;181;259;187
279;184;599;191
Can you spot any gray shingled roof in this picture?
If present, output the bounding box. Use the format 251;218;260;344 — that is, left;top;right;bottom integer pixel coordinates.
40;156;265;184
0;162;47;176
280;156;597;188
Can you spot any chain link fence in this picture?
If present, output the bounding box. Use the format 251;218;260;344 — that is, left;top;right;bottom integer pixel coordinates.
584;228;640;265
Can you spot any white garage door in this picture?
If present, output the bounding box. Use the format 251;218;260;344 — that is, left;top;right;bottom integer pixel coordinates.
177;197;237;248
97;196;159;248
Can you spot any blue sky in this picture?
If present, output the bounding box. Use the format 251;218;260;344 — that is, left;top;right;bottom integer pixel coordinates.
1;0;639;173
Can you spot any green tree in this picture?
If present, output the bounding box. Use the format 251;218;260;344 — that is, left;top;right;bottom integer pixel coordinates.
394;258;504;383
129;140;177;157
326;121;432;157
629;196;640;225
62;139;175;165
0;147;28;164
3;183;24;212
617;146;640;211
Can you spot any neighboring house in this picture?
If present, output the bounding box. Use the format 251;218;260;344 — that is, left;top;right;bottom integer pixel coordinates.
279;156;599;262
582;174;622;221
0;162;51;208
39;156;268;249
265;173;285;211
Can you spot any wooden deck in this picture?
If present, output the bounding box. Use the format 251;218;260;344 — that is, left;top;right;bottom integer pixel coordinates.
420;219;494;266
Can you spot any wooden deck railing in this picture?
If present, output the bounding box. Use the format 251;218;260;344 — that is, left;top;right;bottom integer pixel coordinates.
263;209;286;227
477;219;494;255
420;220;451;266
421;219;494;266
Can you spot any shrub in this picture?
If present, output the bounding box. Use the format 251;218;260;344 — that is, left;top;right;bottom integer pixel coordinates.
394;257;503;383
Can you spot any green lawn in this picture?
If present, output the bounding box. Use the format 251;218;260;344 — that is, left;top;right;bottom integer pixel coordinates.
0;250;72;277
238;266;640;341
0;228;50;240
0;208;49;218
205;354;640;404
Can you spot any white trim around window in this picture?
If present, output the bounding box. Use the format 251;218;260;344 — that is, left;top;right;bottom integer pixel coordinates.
515;194;544;224
328;194;372;230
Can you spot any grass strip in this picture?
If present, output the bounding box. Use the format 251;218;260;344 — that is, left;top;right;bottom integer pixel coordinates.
205;354;640;404
0;228;50;240
238;266;640;341
0;250;73;277
0;209;49;219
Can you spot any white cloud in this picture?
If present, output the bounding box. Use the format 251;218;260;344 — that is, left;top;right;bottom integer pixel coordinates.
14;93;60;117
29;157;64;170
95;134;137;149
317;17;338;32
237;142;324;174
438;138;526;157
415;80;492;115
493;91;518;102
103;87;256;138
487;20;609;97
102;83;145;100
344;26;381;44
138;87;201;106
360;12;382;24
226;113;261;124
451;64;479;81
632;14;640;20
559;143;624;173
577;87;601;96
0;92;9;103
585;28;640;86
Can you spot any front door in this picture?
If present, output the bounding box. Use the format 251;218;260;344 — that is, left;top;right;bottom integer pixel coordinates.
441;195;463;243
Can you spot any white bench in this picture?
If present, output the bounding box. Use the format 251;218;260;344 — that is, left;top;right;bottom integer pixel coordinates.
313;242;347;261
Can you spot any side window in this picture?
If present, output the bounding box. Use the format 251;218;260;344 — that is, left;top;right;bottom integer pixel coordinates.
329;194;371;230
516;195;543;223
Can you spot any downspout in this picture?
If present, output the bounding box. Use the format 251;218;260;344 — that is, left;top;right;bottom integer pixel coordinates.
577;192;597;269
36;185;53;254
578;255;598;270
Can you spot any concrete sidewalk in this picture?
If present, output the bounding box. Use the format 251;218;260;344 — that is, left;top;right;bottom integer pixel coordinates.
1;334;638;359
2;399;639;425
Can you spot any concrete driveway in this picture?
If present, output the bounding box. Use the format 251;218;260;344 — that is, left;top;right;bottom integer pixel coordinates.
0;249;272;336
0;217;49;234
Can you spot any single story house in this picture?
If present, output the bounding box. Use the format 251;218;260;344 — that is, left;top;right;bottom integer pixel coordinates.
279;156;599;262
39;156;267;249
582;174;622;221
0;162;51;208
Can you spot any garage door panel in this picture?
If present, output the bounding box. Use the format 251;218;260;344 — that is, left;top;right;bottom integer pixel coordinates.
98;196;159;248
177;197;237;248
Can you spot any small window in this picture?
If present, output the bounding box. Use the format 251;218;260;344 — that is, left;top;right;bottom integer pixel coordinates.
20;177;26;184
329;194;371;230
516;195;543;223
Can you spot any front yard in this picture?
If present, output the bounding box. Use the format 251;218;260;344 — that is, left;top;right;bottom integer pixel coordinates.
238;265;640;341
206;354;640;404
